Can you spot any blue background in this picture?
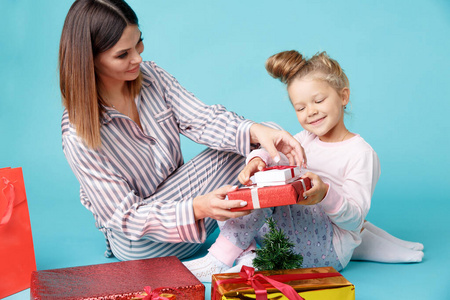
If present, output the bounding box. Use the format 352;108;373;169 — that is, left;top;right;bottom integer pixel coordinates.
1;0;449;299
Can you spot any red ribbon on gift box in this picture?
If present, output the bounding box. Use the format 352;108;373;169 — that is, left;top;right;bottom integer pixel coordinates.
248;178;309;209
262;165;297;178
132;286;176;300
213;266;342;300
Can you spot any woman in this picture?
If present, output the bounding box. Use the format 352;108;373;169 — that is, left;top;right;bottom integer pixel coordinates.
59;0;305;261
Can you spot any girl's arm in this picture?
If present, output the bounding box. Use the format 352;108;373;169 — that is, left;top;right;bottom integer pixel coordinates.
319;149;380;232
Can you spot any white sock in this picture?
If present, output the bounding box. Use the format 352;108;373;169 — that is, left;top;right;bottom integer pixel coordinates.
364;221;424;251
182;252;230;282
225;249;257;273
352;229;424;263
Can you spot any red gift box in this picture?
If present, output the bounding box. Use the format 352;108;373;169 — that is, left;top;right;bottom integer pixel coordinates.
229;178;312;212
30;256;204;299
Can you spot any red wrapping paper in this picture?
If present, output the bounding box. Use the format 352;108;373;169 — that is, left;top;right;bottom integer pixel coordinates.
30;256;204;299
229;178;312;212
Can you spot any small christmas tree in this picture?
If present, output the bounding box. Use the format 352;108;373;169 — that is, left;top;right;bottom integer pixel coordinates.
253;217;303;271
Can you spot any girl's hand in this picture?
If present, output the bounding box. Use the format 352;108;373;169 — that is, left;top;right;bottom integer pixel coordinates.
193;185;251;221
298;172;329;205
238;157;266;185
249;123;306;167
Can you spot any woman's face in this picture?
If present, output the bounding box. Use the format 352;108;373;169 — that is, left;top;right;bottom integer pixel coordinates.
94;25;144;87
288;76;349;142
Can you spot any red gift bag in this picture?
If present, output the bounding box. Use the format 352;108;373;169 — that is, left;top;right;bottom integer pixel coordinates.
0;167;37;298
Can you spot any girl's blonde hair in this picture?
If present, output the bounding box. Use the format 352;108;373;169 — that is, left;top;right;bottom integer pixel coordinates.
265;50;349;93
59;0;142;149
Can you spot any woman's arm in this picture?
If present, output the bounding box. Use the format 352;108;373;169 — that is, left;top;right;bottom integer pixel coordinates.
148;62;305;165
149;62;252;155
249;123;305;167
62;131;206;244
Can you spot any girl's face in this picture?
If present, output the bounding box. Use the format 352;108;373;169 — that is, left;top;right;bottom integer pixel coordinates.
288;76;349;142
94;25;144;88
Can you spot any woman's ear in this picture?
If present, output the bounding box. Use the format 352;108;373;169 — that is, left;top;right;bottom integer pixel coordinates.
340;87;350;106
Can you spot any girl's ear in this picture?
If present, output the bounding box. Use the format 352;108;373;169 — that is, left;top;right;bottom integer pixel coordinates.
340;87;350;106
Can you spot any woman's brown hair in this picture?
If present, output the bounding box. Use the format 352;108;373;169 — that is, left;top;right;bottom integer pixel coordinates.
265;50;349;92
59;0;142;149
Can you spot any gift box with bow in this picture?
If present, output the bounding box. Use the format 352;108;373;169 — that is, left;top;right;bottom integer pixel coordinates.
229;177;311;212
30;256;204;299
131;286;178;300
212;266;354;300
254;166;303;187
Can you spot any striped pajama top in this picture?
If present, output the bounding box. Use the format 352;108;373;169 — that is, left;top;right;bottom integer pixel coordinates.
61;61;254;257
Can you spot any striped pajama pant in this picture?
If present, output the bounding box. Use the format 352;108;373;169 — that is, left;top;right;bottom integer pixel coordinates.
105;147;245;261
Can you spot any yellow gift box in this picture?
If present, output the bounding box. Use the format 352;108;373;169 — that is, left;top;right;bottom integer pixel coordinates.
212;266;354;300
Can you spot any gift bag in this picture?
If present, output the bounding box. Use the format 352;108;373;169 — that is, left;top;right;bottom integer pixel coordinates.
0;167;37;298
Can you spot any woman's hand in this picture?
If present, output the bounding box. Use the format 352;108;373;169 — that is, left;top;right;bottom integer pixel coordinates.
193;185;251;221
249;123;306;167
238;157;266;186
297;172;329;205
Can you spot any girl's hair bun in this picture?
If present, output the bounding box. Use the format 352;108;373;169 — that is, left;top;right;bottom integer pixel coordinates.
266;50;349;91
265;50;306;84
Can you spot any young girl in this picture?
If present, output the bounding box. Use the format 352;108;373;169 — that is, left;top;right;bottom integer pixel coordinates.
184;50;424;281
